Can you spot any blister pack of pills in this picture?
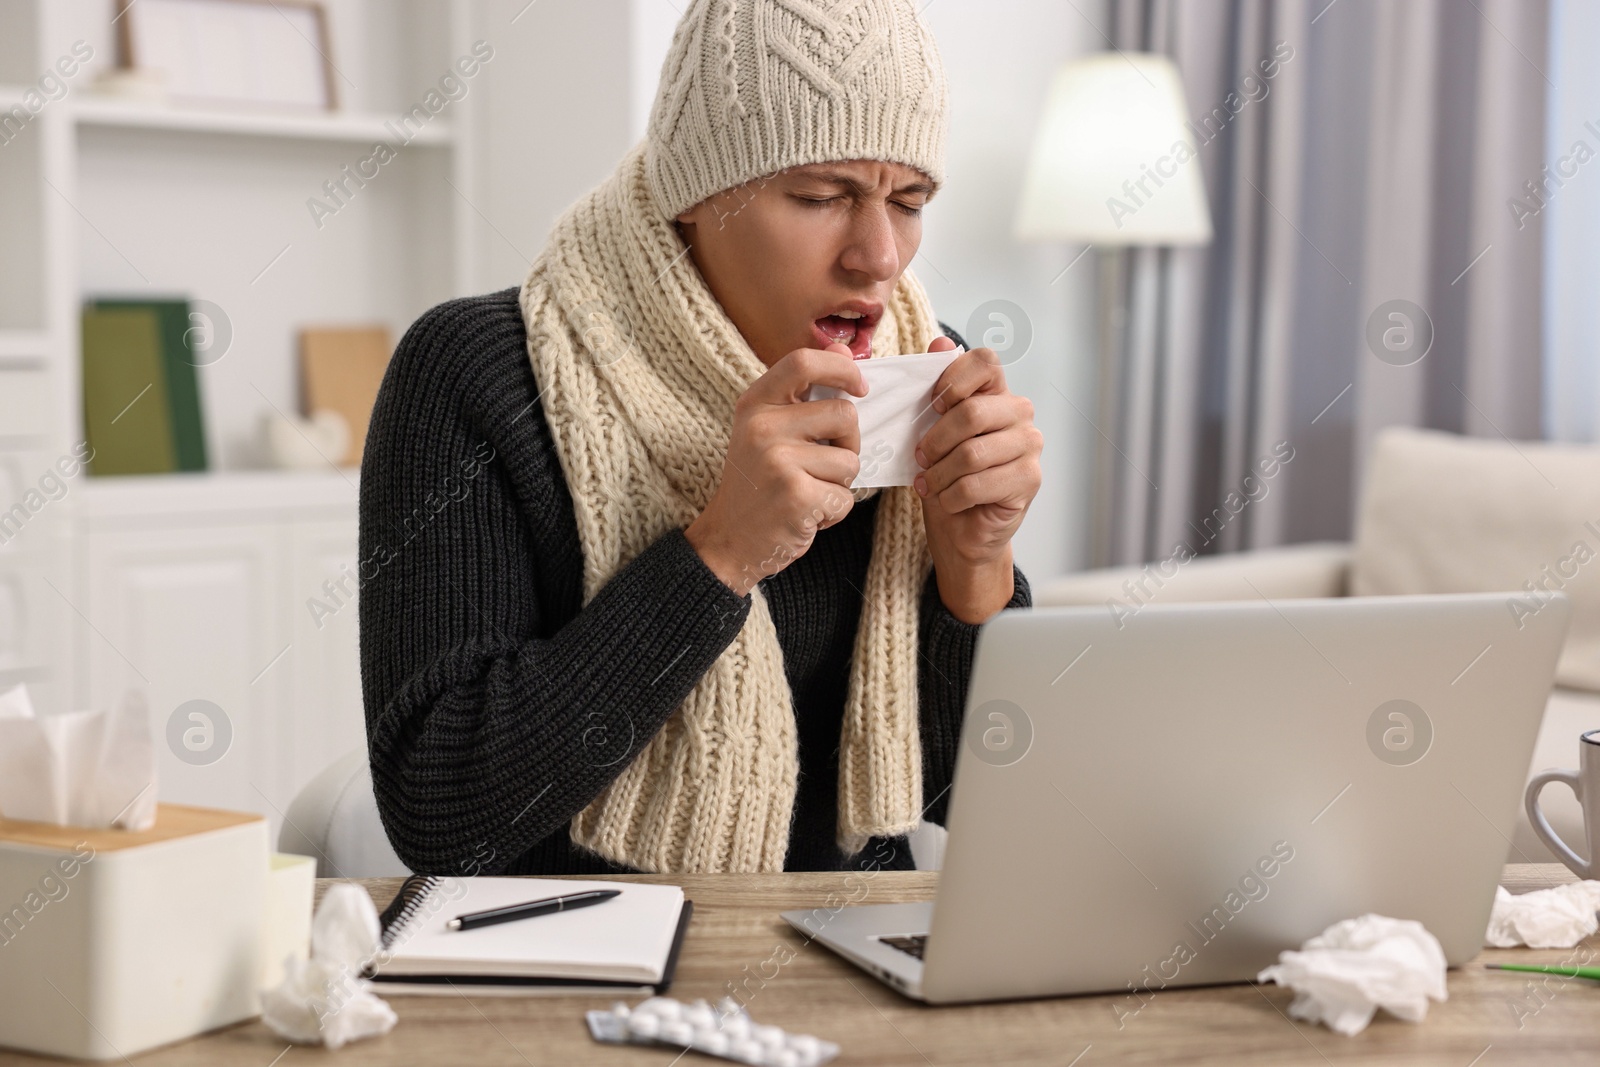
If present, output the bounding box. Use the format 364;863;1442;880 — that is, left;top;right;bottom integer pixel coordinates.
585;996;840;1067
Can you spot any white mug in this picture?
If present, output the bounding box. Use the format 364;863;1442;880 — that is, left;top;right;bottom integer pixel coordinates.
1525;729;1600;879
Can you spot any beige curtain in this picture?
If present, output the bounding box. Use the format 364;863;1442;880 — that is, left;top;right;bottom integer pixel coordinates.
1095;0;1549;566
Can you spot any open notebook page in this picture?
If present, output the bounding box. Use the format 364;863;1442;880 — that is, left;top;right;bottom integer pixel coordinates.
375;878;686;983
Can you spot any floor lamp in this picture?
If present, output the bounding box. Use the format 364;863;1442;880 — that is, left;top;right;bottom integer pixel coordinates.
1013;53;1214;568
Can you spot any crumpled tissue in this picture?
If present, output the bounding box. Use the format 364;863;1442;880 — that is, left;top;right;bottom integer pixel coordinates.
808;347;964;488
1256;915;1448;1036
1485;881;1600;948
262;883;397;1049
0;683;157;830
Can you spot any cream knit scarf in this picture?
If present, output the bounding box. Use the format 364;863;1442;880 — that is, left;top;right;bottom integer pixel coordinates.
518;142;939;873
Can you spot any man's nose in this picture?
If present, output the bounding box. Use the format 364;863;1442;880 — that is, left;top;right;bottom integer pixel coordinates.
839;204;901;282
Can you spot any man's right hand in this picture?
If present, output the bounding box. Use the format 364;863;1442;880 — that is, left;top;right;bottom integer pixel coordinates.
685;343;867;597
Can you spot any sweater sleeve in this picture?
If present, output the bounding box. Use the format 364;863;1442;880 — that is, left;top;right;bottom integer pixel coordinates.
358;293;751;875
916;320;1034;826
916;564;1033;826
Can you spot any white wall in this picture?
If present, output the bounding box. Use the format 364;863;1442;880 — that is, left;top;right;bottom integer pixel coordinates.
468;0;635;292
1544;0;1600;442
627;0;1101;580
630;0;682;142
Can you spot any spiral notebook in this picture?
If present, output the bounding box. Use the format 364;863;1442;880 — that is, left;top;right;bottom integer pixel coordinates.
368;876;693;997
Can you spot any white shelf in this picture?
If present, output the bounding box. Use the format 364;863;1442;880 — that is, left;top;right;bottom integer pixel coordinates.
0;330;50;365
71;97;456;147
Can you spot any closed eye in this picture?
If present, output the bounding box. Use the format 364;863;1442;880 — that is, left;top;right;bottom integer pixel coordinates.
794;194;924;218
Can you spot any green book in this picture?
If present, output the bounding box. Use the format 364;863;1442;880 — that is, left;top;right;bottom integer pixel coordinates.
92;299;208;471
82;308;178;476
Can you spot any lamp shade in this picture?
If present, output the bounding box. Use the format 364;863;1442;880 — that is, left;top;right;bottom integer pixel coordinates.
1014;52;1213;246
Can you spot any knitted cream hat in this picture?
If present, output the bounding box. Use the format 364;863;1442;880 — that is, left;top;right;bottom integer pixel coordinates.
645;0;950;221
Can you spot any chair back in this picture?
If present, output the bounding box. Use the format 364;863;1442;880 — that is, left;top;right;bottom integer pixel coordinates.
278;748;408;877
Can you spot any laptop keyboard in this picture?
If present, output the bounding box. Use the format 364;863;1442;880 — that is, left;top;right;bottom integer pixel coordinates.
878;935;927;960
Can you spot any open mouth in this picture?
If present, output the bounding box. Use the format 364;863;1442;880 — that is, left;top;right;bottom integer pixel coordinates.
812;303;883;360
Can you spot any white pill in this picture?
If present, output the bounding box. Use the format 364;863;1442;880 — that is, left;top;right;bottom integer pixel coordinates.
791;1035;820;1056
700;1032;731;1055
752;1024;784;1045
732;1039;764;1059
662;1020;694;1044
629;1015;661;1039
685;1003;716;1030
652;999;683;1021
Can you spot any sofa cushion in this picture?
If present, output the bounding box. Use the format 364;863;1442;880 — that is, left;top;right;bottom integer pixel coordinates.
1352;428;1600;693
1033;542;1351;609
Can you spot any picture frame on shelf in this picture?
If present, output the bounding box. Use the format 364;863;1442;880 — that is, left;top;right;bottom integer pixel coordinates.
114;0;339;112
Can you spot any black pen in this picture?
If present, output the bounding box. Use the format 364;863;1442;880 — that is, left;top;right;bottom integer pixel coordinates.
445;889;622;931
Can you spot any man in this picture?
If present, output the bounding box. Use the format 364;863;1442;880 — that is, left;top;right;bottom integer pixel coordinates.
360;0;1042;876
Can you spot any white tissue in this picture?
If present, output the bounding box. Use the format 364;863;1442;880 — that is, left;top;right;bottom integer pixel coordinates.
1256;915;1448;1036
262;883;397;1049
808;348;964;488
312;880;385;967
261;957;397;1049
1485;881;1600;948
0;683;157;830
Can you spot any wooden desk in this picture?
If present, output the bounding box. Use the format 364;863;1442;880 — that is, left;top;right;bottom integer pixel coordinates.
1;865;1595;1065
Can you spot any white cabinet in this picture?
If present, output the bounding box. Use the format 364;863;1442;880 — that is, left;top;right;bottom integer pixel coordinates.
81;523;284;819
285;519;369;803
68;471;362;837
0;548;55;679
0;447;54;682
0;442;66;709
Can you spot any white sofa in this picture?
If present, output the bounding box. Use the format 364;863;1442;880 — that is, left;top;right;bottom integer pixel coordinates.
1034;427;1600;865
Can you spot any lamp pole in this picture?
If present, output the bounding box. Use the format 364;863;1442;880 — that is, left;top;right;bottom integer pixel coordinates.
1088;247;1125;569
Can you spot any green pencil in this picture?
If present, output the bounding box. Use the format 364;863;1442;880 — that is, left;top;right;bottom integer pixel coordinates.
1485;963;1600;981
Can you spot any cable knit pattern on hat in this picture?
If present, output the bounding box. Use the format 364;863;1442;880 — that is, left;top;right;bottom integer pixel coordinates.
519;138;944;872
645;0;949;221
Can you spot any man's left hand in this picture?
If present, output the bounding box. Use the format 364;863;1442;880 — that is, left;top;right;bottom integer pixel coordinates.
914;336;1043;624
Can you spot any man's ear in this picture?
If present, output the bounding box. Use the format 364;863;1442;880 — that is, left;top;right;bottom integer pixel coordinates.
674;204;699;244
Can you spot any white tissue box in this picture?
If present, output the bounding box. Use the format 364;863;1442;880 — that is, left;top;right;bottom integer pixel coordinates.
0;804;272;1061
262;852;316;988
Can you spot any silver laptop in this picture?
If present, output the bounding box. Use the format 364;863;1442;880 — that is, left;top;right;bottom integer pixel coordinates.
782;593;1570;1004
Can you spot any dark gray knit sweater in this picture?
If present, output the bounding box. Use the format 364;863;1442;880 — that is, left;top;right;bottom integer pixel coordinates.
358;287;1031;876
